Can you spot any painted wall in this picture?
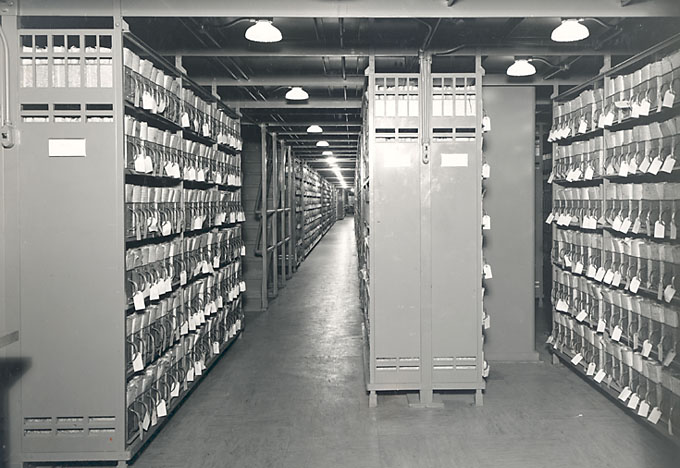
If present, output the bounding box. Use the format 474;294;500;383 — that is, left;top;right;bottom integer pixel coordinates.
482;86;540;361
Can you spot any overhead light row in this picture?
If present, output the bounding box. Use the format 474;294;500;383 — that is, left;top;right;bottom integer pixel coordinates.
506;19;591;77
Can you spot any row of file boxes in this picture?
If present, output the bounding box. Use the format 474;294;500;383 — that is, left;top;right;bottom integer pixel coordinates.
547;187;602;229
124;48;242;150
553;230;678;302
551;307;679;433
549;49;680;141
184;189;245;232
605;182;680;240
125;185;183;241
124;116;242;184
126;302;243;444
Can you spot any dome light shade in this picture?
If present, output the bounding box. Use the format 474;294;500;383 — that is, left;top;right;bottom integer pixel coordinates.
316;140;330;147
307;125;323;133
285;86;309;100
507;59;536;77
326;156;337;165
245;20;282;43
551;19;589;43
322;150;333;156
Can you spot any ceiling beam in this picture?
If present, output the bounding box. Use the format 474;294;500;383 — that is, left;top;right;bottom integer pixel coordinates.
30;0;680;17
261;121;362;126
277;130;360;136
160;45;643;58
194;76;365;87
225;99;362;109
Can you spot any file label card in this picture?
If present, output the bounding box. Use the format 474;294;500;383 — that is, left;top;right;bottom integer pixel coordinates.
48;138;86;157
441;153;468;167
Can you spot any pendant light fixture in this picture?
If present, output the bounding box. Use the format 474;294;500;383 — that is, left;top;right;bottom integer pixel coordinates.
506;58;536;77
316;140;330;147
322;150;333;156
551;19;590;42
245;19;283;43
306;125;323;133
326;156;337;165
285;86;309;101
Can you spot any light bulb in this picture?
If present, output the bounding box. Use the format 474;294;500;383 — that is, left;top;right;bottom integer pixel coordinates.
245;20;283;43
285;87;309;101
506;59;536;77
551;19;589;43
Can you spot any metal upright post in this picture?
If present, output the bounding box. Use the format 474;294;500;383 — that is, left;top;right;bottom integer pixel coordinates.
418;52;435;407
260;124;268;309
279;140;287;287
271;131;279;295
288;147;295;275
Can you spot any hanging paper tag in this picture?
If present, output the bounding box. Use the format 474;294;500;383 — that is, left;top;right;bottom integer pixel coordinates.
570;353;583;365
241;246;246;256
144;155;154;174
157;400;168;418
240;281;247;292
545;213;554;224
578;119;588;134
629;277;641;294
618;386;632;401
594;369;606;383
595;267;606;282
639;99;651;116
564;255;572;268
612;216;623;231
161;221;172;237
584;166;594;180
597;320;606;333
213;256;220;268
546;335;554;344
195;360;203;376
586;362;596;376
618;161;629;177
133;291;145;311
556;299;569;313
642;339;653;358
180;321;188;336
149;284;160;301
483;314;491;329
483;264;493;279
648;157;663;175
620;217;632;234
482;215;491;230
171;382;180;398
663;350;676;367
603;269;615;285
482;163;491;179
134;155;146;173
663;285;676;303
663;90;676;108
187;367;195;382
202;123;211;137
547;171;554;184
142;412;150;431
181;112;190;128
142;91;154;110
604;112;615;127
612;271;622;288
574;262;584;275
213;341;220;355
217;296;224;309
647;407;662;424
612;326;623;341
575;310;588;322
180;271;187;286
627;393;640;410
661;157;676;174
132;352;144;372
654;221;665;239
586;264;597;278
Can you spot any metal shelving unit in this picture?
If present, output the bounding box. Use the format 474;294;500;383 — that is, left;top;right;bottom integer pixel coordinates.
5;17;246;467
546;35;680;442
358;53;487;407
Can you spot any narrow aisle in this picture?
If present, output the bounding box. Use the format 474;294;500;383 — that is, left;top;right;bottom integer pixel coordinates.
133;218;371;468
133;217;679;468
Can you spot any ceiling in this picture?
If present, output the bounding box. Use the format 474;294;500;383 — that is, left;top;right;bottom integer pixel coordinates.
124;15;680;186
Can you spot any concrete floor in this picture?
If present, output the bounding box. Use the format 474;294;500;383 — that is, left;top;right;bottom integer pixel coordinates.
132;218;680;468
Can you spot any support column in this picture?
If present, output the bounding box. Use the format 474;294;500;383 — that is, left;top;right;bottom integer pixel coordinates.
279;140;287;287
271;131;278;295
260;124;268;309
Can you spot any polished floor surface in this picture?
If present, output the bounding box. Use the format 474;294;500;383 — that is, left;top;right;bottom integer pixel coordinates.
132;217;680;468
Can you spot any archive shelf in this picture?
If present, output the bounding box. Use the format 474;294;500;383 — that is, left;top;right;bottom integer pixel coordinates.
547;35;680;442
358;54;487;407
10;20;245;467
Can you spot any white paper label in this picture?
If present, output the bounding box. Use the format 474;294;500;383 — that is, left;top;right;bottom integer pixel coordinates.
620;217;632;234
241;246;246;256
587;264;597;278
661;157;676;174
482;215;491;230
545;213;554;224
618;161;629;177
574;262;584;275
647;407;662;424
612;326;623;342
597;320;606;333
648;157;663;175
132;352;144;372
482;163;491;179
603;269;615;284
576;310;588;322
654;221;665;239
133;291;145;311
594;369;606;383
627;393;640;410
570;353;584;365
584;166;594;180
595;267;606;282
642;339;653;358
171;382;180;398
157;399;167;418
212;341;220;355
629;277;641;294
663;350;677;367
662;90;675;108
187;367;195;382
618;386;632;402
586;362;596;376
663;285;676;303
